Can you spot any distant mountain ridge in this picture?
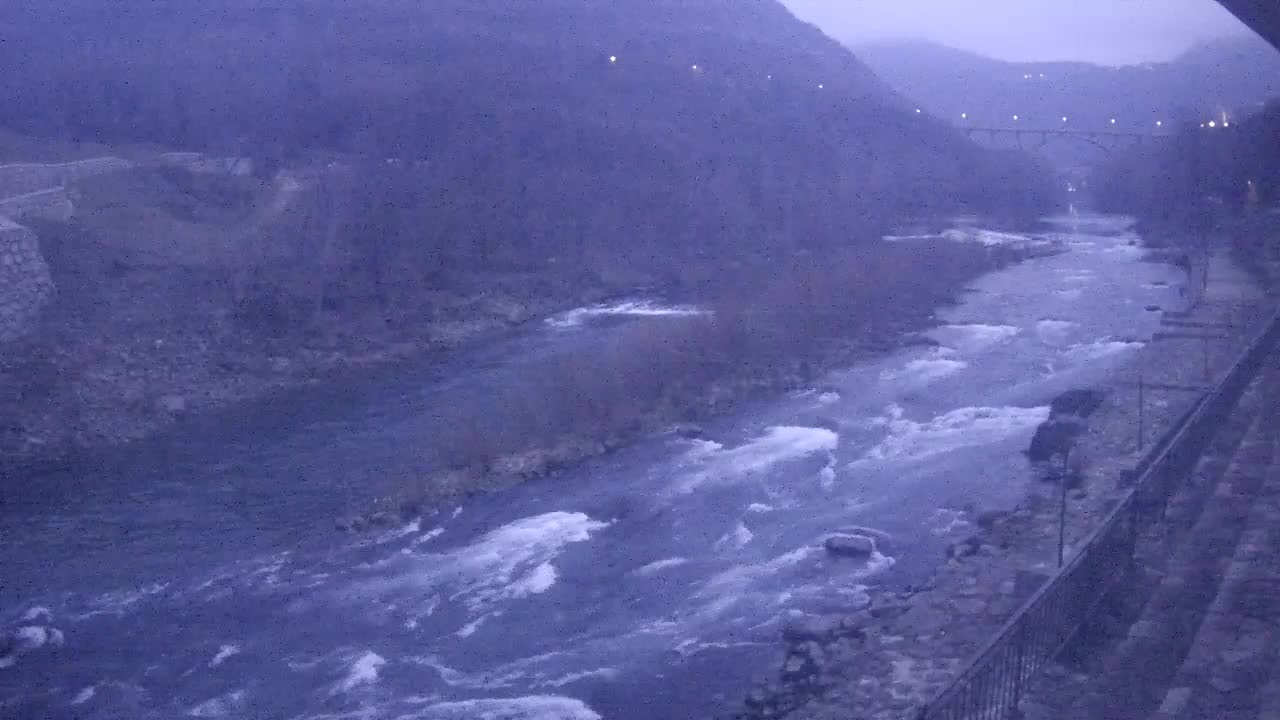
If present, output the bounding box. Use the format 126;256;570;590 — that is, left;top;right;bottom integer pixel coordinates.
0;0;1056;283
852;35;1280;132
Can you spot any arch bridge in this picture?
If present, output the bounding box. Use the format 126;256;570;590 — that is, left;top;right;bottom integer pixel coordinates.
963;126;1173;152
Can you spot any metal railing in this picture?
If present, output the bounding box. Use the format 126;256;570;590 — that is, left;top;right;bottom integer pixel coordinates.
915;306;1280;720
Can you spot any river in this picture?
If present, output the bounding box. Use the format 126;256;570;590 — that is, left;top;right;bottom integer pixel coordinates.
0;214;1184;720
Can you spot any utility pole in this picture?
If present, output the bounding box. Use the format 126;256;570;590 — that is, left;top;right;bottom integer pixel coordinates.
1203;333;1211;383
1058;449;1070;568
1137;374;1145;451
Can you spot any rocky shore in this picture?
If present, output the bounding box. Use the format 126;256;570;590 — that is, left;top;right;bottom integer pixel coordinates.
0;286;585;471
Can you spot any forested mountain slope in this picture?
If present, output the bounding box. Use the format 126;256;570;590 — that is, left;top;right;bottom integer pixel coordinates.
0;1;1053;300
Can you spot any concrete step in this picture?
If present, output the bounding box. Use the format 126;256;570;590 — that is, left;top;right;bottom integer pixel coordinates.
1053;364;1277;720
1149;396;1280;720
1018;368;1267;720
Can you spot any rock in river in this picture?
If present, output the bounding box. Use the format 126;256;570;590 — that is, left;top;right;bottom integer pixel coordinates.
824;533;876;557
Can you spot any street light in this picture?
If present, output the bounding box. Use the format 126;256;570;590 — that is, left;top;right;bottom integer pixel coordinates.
1209;120;1217;128
1156;120;1163;127
1061;116;1068;123
1110;118;1117;124
961;112;967;119
609;55;617;63
1013;114;1019;121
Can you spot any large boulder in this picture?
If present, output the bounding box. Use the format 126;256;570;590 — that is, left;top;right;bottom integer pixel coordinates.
823;533;876;557
1027;416;1085;463
1049;388;1106;418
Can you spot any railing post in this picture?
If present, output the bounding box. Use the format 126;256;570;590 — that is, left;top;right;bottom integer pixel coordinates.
1011;620;1027;713
1127;495;1140;579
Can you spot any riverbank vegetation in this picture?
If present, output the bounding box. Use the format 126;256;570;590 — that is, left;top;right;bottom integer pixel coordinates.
1092;100;1280;278
383;238;1040;516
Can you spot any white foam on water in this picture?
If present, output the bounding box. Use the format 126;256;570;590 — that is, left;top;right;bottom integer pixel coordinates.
409;654;538;691
859;405;1051;464
701;546;819;599
416;695;601;720
929;508;970;536
633;557;689;576
1055;288;1083;300
1060;270;1095;283
20;607;52;623
209;644;240;668
941;228;1039;247
817;391;841;404
928;324;1019;353
189;690;247;717
352;512;609;618
70;686;95;705
379;518;422;543
852;550;897;579
334;651;386;694
541;668;620;688
681;438;724;459
13;625;63;650
747;503;775;513
1035;319;1079;346
547;300;708;329
883;233;942;242
818;464;837;490
412;527;446;547
77;582;169;618
0;656;12;668
880;350;968;386
1065;339;1145;363
509;562;558;596
456;614;490;639
674;637;770;658
673;426;838;494
714;523;754;551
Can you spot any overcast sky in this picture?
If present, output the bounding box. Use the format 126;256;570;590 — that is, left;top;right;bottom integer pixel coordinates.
780;0;1254;65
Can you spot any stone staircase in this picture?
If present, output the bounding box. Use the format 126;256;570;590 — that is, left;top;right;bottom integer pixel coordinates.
1023;354;1280;720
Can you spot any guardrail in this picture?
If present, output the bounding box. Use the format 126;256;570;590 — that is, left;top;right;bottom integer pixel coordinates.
914;305;1280;720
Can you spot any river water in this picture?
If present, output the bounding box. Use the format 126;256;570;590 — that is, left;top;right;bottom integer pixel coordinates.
0;215;1183;720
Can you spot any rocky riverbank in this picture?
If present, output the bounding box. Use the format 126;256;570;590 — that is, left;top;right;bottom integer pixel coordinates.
0;283;591;471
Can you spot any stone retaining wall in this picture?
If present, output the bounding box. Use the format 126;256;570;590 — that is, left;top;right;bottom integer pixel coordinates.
0;156;134;344
0;188;74;223
0;218;53;342
0;157;133;197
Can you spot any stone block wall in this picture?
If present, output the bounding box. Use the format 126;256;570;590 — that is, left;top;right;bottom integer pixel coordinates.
0;157;133;198
0;188;74;222
0;218;54;342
